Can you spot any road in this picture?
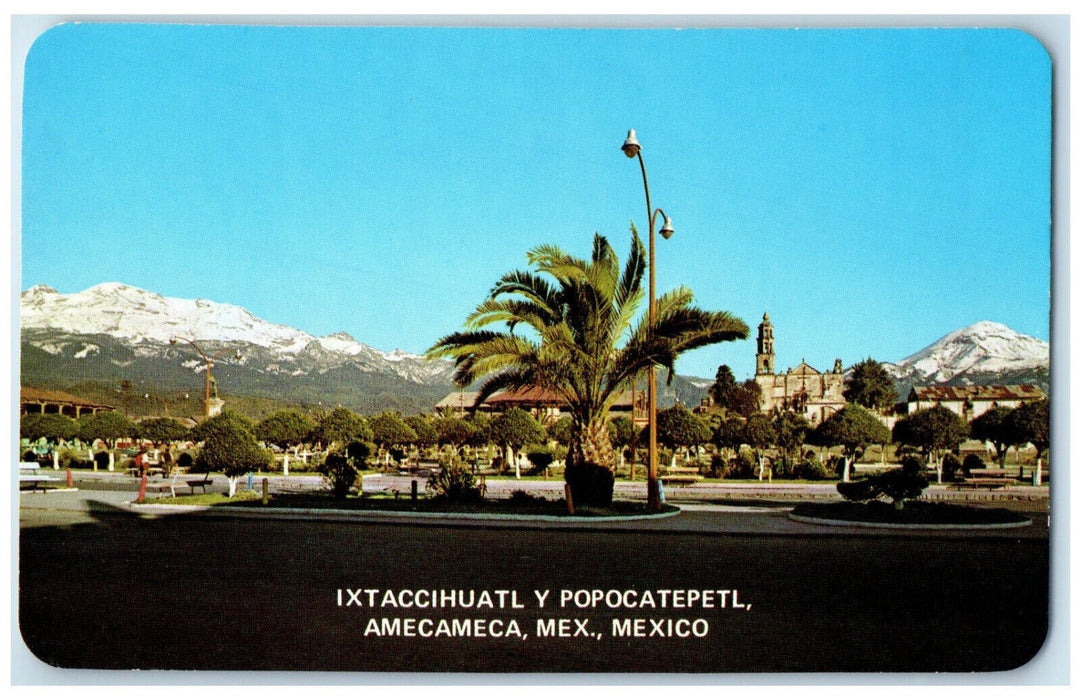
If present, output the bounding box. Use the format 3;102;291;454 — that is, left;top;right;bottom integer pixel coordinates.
17;495;1049;675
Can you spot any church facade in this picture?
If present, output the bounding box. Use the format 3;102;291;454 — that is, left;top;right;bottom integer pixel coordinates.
753;313;847;425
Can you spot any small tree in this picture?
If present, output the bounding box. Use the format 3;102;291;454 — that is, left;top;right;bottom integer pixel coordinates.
137;417;190;446
772;411;812;472
21;413;78;443
464;413;492;462
548;415;574;447
405;415;438;453
808;403;891;482
320;442;370;498
607;416;635;469
656;404;711;465
193;411;273;497
969;406;1016;469
433;414;478;454
843;358;898;412
256;409;317;451
891;405;970;483
708;365;762;417
486;408;546;478
1006;399;1050;481
369;411;419;469
743;413;775;479
711;416;745;461
309;407;372;451
76;411;136;448
524;446;555;474
709;365;739;412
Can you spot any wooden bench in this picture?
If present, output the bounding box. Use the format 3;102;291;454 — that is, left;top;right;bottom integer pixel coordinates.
183;475;213;495
969;469;1009;479
19;462;61;492
141;473;213;498
949;478;1014;491
662;466;704;485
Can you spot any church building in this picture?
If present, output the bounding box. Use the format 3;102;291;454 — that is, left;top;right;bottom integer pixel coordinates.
753;313;847;424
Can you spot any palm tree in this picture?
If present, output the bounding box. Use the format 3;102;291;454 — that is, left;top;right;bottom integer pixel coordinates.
428;230;747;506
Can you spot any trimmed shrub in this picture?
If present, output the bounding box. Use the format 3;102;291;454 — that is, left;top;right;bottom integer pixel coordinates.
345;441;371;464
771;456;796;479
795;457;833;481
508;490;549;506
320;452;359;498
942;453;963;482
706;454;727;478
962;454;986;478
56;448;91;470
525;447;555;474
94;451;111;470
836;457;929;510
427;455;482;503
725;447;758;479
564;460;615;508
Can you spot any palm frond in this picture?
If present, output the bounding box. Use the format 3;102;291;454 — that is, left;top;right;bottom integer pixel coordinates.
488;270;561;312
427;330;542;387
473;368;541;408
466;298;556;332
526;244;586;278
607;307;749;394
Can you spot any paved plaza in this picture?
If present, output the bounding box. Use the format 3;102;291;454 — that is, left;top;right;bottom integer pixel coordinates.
16;471;1052;676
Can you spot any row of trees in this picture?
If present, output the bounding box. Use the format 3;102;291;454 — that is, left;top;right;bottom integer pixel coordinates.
20;411;189;448
22;393;1050;487
628;398;1050;484
252;406;551;475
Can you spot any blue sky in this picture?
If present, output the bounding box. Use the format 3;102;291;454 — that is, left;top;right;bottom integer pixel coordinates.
19;23;1051;381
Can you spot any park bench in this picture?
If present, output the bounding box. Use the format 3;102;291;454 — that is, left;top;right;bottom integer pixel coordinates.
949;477;1014;491
143;473;179;498
141;472;214;499
661;465;704;486
19;462;61;492
182;474;214;494
969;468;1009;479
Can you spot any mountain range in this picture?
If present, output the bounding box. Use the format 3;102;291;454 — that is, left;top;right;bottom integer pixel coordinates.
19;283;1050;415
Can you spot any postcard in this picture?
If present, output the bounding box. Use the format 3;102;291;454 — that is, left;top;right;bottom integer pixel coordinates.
12;17;1063;682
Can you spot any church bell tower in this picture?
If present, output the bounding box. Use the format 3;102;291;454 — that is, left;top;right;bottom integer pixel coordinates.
755;312;775;376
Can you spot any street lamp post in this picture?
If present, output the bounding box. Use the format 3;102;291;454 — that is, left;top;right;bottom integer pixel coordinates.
622;128;674;512
169;337;242;418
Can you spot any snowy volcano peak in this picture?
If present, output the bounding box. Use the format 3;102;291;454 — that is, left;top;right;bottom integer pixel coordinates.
893;320;1049;385
20;282;311;351
19;283;455;386
23;284;59;297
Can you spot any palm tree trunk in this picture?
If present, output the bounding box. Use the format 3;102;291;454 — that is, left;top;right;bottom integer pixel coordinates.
565;418;616;507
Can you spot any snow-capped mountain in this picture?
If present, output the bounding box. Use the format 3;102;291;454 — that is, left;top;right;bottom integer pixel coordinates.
19;284;1050;413
20;283;456;412
882;321;1049;393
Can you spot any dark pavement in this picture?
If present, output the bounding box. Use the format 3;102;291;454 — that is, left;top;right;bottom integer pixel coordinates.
17;484;1051;675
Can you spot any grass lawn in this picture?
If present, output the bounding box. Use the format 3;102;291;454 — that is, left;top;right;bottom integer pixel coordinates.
790;500;1031;525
